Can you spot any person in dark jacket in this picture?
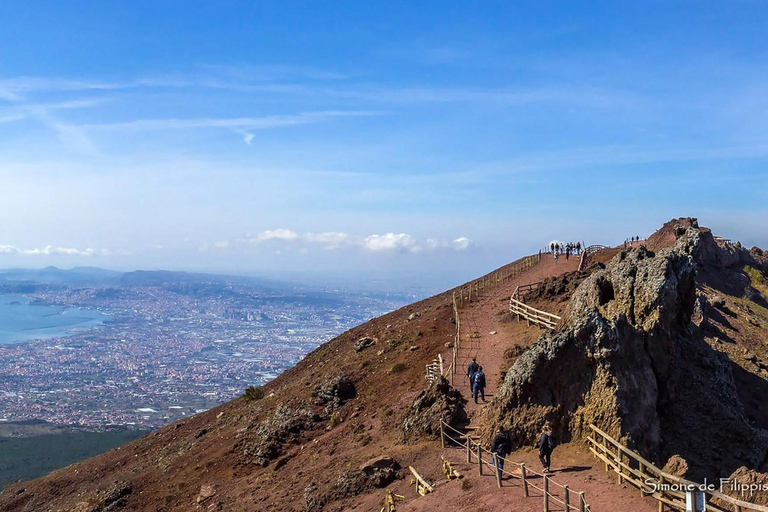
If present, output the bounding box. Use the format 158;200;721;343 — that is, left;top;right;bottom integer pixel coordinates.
490;425;512;472
472;366;486;403
538;424;556;473
467;357;479;384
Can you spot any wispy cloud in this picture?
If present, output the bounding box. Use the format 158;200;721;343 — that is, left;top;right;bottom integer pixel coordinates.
80;110;380;134
0;244;97;256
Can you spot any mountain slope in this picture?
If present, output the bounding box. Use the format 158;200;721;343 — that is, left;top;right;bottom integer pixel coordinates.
2;218;768;512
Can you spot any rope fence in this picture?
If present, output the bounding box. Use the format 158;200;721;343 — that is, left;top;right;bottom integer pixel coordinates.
441;421;592;512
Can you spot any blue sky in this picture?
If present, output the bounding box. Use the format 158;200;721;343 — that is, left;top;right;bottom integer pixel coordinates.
0;1;767;290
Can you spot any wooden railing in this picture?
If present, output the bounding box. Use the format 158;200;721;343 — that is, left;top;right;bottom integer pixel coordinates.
578;244;608;272
509;284;561;330
426;354;444;382
440;421;592;511
442;253;543;384
588;424;768;512
453;253;541;308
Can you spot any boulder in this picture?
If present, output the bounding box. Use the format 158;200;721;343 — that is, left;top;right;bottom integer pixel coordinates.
354;337;376;353
402;376;466;443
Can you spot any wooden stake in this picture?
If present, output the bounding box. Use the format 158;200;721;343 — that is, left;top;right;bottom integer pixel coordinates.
521;463;529;497
493;454;502;487
579;492;586;512
544;474;550;512
564;485;570;510
440;423;445;448
477;444;483;475
466;439;471;463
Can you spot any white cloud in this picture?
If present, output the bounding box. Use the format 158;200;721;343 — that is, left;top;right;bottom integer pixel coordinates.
451;237;472;250
257;228;299;241
303;232;349;249
363;233;418;253
214;240;230;248
0;244;96;256
229;229;474;254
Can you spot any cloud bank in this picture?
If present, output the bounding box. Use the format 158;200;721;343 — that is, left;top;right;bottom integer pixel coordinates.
233;229;472;254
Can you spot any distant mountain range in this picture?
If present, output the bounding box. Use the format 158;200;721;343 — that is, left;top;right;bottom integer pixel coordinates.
0;266;287;291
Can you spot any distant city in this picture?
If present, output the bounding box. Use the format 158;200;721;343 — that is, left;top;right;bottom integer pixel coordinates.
0;268;410;429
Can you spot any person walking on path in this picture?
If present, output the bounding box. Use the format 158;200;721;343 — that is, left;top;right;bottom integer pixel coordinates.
467;357;479;384
491;425;512;472
472;366;486;403
554;251;559;265
539;424;557;473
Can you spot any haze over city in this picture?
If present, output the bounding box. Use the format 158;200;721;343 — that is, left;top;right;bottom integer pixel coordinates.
1;1;767;290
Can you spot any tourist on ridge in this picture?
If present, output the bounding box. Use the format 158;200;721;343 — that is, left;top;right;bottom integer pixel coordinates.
491;425;512;472
539;424;557;473
467;357;479;384
554;252;558;265
472;366;486;403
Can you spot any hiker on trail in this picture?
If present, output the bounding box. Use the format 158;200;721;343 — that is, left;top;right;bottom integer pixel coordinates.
576;241;581;254
467;357;479;384
472;366;486;403
550;242;555;253
565;247;570;260
553;252;558;265
538;424;556;473
491;425;512;472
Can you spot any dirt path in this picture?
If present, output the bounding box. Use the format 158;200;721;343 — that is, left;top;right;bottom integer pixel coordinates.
447;253;580;419
420;253;660;511
400;443;658;512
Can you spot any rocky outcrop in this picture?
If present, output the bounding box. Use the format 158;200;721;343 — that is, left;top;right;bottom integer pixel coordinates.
401;376;466;443
239;403;321;467
484;224;768;480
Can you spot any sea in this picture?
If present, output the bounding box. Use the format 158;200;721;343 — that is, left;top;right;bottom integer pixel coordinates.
0;295;109;345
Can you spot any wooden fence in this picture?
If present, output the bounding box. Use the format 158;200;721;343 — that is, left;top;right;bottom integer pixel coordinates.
587;424;768;512
442;253;543;385
509;284;562;330
441;421;592;511
578;244;609;272
426;354;444;382
453;253;541;308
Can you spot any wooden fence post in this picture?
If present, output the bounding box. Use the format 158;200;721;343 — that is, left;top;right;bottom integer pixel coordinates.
617;450;623;485
601;434;609;472
493;454;502;487
564;485;570;510
657;475;664;512
477;444;483;475
466;439;471;463
521;463;529;497
544;474;550;512
578;492;586;512
440;423;445;448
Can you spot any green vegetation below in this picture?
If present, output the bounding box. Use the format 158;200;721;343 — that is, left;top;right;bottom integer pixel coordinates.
0;428;147;489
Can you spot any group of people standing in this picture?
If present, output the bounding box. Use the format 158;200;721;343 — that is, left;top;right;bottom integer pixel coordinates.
549;241;583;264
623;235;643;247
466;357;557;472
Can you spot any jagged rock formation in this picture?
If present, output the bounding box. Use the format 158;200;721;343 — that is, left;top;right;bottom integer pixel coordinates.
401;376;466;443
484;221;768;480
